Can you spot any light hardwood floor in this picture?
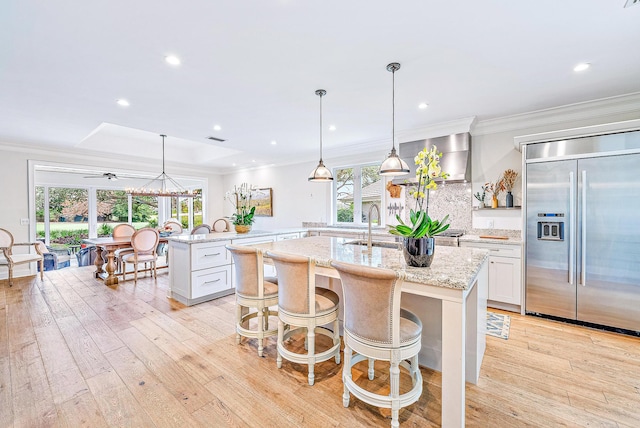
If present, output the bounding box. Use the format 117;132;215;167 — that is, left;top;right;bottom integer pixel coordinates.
1;267;639;427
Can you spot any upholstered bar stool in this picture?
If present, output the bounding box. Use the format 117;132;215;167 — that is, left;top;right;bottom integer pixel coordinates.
226;245;279;357
330;261;422;428
266;251;341;386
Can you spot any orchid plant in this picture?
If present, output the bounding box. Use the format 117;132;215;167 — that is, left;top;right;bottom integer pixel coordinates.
389;145;451;239
225;183;257;226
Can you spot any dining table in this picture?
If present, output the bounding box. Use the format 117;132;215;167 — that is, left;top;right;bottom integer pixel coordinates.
83;234;172;286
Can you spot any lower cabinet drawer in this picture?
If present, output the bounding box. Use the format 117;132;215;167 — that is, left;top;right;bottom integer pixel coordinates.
191;265;232;299
191;241;230;271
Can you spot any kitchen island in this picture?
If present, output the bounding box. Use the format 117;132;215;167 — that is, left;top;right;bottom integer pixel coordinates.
247;236;489;428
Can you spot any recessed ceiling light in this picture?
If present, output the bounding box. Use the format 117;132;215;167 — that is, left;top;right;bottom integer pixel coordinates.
573;63;590;72
329;125;336;131
232;163;236;167
165;55;181;66
418;103;428;109
116;99;130;107
252;160;256;163
213;125;222;131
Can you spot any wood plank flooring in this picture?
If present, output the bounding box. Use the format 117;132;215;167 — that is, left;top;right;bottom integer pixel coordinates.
1;267;639;427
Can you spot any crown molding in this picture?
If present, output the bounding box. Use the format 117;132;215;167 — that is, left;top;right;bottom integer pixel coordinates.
513;118;640;150
0;140;223;177
473;92;640;136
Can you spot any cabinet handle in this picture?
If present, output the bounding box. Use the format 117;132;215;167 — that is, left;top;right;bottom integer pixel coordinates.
203;279;221;284
204;252;221;257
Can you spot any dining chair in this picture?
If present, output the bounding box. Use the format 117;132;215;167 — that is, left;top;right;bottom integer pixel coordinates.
191;224;211;235
330;261;422;428
0;228;44;286
121;228;160;284
212;218;231;232
163;219;183;234
265;250;341;386
112;223;136;272
226;245;278;357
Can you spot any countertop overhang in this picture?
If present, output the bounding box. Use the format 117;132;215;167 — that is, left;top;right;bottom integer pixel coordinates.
249;236;488;291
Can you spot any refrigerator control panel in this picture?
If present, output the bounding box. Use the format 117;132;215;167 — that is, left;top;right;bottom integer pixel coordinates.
537;218;564;241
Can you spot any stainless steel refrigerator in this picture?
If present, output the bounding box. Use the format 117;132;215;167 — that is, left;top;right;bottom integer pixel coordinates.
525;130;640;332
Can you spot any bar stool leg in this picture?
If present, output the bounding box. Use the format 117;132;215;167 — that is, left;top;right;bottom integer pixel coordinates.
277;319;284;369
342;344;352;407
307;327;316;386
333;318;341;364
368;358;375;380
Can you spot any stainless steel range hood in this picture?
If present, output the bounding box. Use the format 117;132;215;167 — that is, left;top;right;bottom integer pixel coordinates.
392;132;471;184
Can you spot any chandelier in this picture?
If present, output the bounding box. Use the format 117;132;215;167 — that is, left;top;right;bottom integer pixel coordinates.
126;134;195;198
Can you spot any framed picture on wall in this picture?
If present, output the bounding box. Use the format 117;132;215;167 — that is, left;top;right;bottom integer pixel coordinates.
250;188;273;217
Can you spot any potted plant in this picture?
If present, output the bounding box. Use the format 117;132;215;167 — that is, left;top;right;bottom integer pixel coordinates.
501;169;518;208
474;184;489;208
225;183;257;233
389;145;450;267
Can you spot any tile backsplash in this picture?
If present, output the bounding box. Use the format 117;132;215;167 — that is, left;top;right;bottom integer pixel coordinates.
404;183;472;231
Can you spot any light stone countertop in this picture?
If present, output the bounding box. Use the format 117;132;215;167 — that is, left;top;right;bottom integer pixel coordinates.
167;228;308;244
249;236;489;291
459;228;522;245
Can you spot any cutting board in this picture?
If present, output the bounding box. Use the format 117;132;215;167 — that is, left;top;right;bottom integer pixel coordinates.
479;235;509;240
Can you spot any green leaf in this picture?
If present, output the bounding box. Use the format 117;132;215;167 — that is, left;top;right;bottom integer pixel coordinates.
395;214;406;226
411;211;425;234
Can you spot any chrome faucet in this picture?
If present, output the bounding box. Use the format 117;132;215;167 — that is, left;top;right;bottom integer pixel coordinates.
368;203;381;251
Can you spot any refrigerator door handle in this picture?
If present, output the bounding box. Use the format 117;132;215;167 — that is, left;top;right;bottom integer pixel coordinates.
569;171;575;285
581;170;587;286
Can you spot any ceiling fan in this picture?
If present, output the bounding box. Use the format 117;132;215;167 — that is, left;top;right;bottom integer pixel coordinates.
83;172;120;181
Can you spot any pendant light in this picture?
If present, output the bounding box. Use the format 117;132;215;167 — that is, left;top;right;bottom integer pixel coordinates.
126;134;194;197
379;62;410;176
308;89;333;182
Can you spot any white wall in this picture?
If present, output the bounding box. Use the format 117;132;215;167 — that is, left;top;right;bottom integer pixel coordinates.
222;160;333;229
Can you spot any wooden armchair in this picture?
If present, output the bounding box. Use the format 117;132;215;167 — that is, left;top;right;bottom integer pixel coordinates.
0;228;44;286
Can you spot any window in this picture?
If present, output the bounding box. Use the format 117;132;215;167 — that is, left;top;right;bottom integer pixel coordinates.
36;186;89;250
131;195;158;229
334;164;384;226
96;189;129;236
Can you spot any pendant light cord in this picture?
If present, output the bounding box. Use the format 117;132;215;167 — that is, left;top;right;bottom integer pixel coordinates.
392;67;395;152
319;93;323;162
161;134;166;174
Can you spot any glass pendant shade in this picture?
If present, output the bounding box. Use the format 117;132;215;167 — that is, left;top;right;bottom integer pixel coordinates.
308;160;333;181
308;89;333;182
379;62;409;177
379;147;410;176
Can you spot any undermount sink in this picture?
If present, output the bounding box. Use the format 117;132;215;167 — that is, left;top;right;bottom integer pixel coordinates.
344;240;400;249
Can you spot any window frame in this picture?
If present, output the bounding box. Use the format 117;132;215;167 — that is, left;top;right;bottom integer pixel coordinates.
332;162;386;227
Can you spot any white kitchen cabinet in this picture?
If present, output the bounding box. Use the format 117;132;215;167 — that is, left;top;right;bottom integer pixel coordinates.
460;240;522;310
488;255;521;306
169;239;233;306
168;230;306;305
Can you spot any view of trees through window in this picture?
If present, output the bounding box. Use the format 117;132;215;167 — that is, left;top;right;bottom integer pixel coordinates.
335;165;382;225
36;187;162;249
36;187;89;248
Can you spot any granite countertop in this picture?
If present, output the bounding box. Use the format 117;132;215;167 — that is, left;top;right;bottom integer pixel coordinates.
167;228;308;244
250;236;489;291
459;228;522;245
